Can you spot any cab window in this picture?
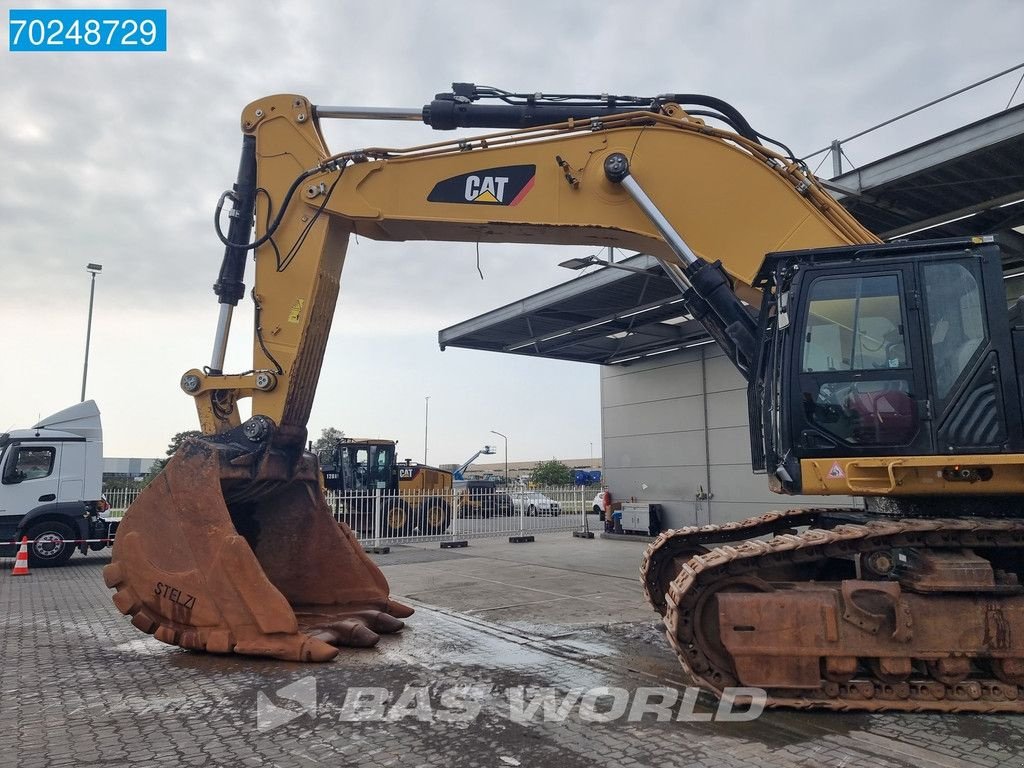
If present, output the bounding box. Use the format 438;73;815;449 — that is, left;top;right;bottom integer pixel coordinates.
799;274;918;447
802;274;908;372
921;260;986;400
373;446;390;478
3;446;56;483
348;447;370;487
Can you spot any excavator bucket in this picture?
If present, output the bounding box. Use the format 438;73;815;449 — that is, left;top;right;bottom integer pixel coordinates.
103;423;412;661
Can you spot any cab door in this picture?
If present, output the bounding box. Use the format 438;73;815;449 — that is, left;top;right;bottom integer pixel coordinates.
918;255;1012;452
0;443;62;519
791;267;933;457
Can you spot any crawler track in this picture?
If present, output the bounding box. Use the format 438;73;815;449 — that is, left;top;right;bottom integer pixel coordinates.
641;510;1024;712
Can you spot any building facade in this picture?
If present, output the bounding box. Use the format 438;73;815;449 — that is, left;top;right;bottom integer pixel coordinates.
601;345;856;529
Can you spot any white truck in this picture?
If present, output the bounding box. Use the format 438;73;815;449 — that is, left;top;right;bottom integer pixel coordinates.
0;401;118;567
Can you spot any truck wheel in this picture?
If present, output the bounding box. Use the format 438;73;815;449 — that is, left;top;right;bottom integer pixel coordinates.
25;521;75;567
384;499;412;537
420;499;452;535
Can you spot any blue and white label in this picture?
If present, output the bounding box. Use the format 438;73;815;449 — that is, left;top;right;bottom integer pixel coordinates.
9;9;167;52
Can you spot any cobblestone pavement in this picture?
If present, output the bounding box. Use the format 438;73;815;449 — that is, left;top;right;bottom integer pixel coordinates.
1;546;1022;768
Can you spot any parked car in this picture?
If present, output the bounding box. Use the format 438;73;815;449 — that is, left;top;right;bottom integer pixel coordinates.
592;491;605;515
489;491;515;516
458;480;502;518
511;490;561;516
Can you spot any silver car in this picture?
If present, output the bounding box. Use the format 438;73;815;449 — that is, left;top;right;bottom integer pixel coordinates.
511;490;561;516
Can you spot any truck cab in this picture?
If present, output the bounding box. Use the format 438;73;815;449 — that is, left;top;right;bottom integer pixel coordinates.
0;401;116;566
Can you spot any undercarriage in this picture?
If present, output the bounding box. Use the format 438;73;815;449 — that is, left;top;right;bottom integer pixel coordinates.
640;509;1024;712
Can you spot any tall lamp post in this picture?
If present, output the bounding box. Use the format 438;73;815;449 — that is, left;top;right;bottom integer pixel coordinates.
490;429;508;483
81;263;102;402
423;396;430;465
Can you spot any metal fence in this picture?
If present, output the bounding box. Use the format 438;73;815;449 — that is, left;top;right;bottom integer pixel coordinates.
328;485;592;547
102;485;595;546
103;486;135;518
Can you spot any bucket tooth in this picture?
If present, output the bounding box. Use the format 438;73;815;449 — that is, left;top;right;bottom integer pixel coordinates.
104;425;412;661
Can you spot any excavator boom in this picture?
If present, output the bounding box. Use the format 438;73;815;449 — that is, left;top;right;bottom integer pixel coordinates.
188;92;876;434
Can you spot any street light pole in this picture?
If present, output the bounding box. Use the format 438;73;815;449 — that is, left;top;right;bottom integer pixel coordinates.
423;396;430;465
81;263;102;402
490;430;508;483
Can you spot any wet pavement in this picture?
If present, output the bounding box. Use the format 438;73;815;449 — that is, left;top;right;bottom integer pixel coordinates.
1;535;1022;767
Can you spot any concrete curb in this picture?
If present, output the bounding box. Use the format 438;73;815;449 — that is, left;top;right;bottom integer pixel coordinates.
599;531;657;544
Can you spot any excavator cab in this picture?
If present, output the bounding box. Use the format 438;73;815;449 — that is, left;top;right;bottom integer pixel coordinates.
751;236;1024;504
644;240;1024;711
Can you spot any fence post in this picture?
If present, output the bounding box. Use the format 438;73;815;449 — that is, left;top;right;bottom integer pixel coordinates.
441;486;468;549
573;484;594;539
375;487;382;548
509;486;534;544
364;486;389;555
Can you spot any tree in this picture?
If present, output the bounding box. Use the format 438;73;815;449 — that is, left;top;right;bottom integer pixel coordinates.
142;430;203;485
529;459;573;487
103;475;143;492
311;427;345;464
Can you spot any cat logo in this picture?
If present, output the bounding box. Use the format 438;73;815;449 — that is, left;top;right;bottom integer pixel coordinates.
465;175;509;203
428;164;535;206
398;467;416;480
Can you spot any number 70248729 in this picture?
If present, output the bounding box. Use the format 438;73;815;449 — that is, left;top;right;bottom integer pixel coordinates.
9;9;166;52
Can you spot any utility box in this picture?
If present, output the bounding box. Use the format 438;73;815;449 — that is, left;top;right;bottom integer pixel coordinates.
619;502;662;536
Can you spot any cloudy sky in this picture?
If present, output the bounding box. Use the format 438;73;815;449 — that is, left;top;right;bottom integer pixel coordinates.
2;0;1022;463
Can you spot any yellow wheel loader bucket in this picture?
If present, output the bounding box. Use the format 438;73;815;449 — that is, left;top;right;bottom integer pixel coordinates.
103;422;411;661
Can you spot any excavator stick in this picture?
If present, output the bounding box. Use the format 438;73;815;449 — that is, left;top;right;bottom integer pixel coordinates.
103;420;412;661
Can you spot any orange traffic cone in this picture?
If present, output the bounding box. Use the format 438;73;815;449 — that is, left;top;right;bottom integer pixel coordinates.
11;536;29;576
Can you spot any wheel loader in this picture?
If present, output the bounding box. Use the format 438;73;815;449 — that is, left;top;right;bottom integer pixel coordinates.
320;437;454;536
105;84;1024;711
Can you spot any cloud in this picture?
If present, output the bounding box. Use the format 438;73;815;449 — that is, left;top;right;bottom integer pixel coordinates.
2;0;1022;461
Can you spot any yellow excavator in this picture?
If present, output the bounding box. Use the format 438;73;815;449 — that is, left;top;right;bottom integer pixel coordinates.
105;84;1024;712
